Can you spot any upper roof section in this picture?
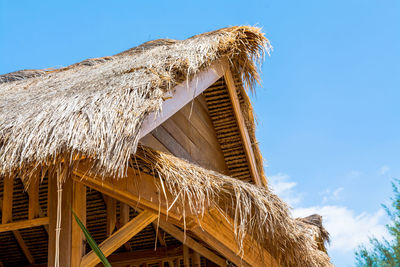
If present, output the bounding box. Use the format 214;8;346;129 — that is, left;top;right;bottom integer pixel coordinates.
0;26;270;179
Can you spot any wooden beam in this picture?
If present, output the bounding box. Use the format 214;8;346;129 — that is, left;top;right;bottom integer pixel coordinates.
2;176;14;224
104;195;117;236
0;197;36;264
0;217;49;232
28;177;40;220
158;220;226;267
80;210;158;267
224;69;266;187
139;60;228;139
193;210;279;267
13;230;35;264
103;245;183;267
191;226;248;267
72;163;182;221
183;245;190;267
71;180;86;267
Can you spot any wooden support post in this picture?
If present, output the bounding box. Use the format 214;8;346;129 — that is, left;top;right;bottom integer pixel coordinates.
2;176;14;224
71;180;86;267
48;170;73;267
183;245;190;267
120;202;130;225
192;251;201;267
80;210;158;267
153;222;166;247
120;202;133;251
28;177;40;220
105;195;117;236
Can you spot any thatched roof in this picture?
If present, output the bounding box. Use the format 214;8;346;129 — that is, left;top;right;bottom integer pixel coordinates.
0;26;267;178
0;26;332;266
133;145;331;267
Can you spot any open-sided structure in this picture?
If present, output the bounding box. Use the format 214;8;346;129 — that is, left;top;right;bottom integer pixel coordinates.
0;26;332;266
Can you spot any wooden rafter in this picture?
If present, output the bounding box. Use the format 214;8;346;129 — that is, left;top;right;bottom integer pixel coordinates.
191;226;248;267
158;220;226;267
80;210;158;267
13;230;35;264
192;209;279;267
72;163;183;221
73;164;280;266
224;69;267;187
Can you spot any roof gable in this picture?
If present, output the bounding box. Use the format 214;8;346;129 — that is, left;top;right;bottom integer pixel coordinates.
0;26;268;178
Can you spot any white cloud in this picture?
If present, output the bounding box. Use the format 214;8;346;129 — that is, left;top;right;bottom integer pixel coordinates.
321;187;344;203
379;165;390;176
293;206;389;252
269;173;302;206
268;172;389;254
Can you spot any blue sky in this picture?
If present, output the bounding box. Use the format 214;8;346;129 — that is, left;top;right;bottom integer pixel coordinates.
1;1;399;266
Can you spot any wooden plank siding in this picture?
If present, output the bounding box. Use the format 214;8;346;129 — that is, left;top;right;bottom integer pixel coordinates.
141;95;228;175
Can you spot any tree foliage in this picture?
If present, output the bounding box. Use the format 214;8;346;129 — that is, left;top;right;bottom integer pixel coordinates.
355;179;400;266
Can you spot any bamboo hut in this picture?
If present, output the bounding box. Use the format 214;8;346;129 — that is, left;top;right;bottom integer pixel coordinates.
0;26;332;267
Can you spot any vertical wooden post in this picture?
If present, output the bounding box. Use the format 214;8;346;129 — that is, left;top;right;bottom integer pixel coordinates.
48;168;73;267
183;245;190;267
71;180;86;267
2;177;13;224
120;202;130;226
192;251;201;267
105;195;116;236
28;177;40;220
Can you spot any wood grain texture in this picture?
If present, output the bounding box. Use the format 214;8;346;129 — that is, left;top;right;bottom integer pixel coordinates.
80;210;158;267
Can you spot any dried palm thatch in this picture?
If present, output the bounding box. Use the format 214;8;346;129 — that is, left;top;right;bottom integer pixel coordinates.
133;145;332;267
0;26;268;179
0;26;332;265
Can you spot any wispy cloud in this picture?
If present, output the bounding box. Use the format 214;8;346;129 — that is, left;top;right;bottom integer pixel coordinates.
321;187;344;203
269;173;302;206
293;206;389;252
268;172;389;254
379;165;390;176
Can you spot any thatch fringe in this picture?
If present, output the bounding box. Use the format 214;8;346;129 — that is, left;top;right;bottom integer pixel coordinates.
133;146;332;267
0;26;269;179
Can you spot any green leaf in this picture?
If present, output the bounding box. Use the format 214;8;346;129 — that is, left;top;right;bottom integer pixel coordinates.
72;210;112;267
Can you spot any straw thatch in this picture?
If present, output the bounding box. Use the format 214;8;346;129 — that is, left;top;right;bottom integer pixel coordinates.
0;26;268;179
0;26;332;266
133;145;332;267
